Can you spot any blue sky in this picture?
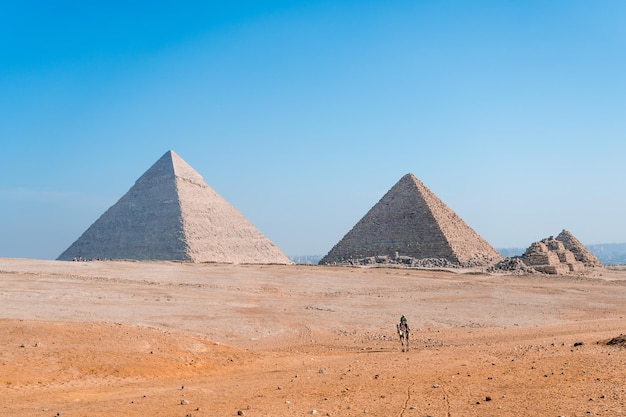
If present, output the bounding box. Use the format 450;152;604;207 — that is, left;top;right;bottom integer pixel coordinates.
1;0;625;259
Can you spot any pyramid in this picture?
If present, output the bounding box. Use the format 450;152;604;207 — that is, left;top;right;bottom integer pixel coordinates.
556;229;602;267
58;150;291;264
319;173;501;266
522;237;584;274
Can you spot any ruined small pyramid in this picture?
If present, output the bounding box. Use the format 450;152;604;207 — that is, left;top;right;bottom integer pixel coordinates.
319;173;501;266
58;150;291;264
522;236;584;274
556;229;602;267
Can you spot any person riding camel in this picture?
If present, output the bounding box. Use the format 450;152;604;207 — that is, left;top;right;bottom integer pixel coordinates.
399;315;410;331
397;314;410;351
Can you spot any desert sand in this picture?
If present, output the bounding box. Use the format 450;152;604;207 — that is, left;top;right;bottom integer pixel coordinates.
1;258;625;416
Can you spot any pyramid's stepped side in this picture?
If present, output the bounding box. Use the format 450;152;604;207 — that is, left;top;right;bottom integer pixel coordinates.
58;150;291;264
57;160;189;261
320;174;501;266
175;167;290;264
556;229;603;267
522;237;585;274
415;177;502;265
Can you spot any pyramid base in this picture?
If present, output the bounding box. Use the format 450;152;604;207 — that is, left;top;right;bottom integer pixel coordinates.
322;253;500;269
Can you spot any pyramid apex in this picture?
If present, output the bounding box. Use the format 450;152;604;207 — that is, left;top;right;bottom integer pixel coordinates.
157;149;175;158
136;150;205;186
400;173;422;184
156;149;182;161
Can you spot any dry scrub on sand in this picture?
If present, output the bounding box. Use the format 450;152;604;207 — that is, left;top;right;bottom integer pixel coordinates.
1;259;625;416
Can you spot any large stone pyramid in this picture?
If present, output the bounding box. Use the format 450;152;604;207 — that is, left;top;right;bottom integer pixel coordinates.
58;150;291;264
319;173;501;266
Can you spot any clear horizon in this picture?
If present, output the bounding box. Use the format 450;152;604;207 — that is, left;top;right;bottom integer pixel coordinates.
1;1;625;260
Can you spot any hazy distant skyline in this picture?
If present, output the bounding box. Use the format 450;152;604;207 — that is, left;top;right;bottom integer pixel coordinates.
1;1;625;259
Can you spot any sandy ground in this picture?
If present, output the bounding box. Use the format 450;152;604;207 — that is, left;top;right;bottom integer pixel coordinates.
1;258;625;416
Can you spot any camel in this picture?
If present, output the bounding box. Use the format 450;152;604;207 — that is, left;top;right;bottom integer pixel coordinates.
397;319;410;352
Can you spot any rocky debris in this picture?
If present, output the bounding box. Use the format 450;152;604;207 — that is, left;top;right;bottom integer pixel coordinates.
598;334;626;348
362;255;458;268
325;252;501;269
332;255;459;268
487;257;536;275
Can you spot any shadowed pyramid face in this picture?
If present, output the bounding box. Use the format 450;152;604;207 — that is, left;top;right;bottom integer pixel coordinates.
58;150;291;264
320;173;501;266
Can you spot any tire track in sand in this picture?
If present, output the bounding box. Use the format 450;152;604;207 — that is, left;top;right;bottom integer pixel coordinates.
438;383;452;417
397;381;415;417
